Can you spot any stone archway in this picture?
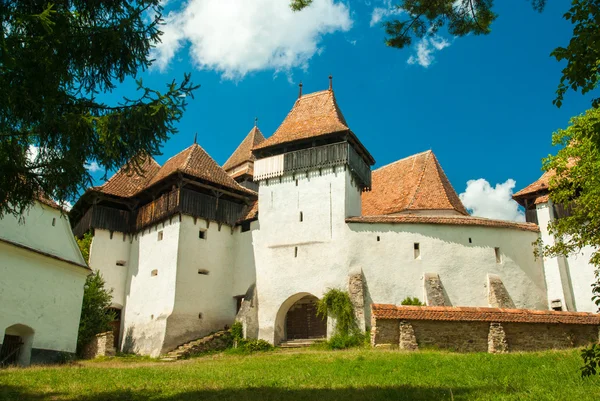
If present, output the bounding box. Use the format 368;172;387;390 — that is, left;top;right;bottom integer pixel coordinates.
0;324;34;367
274;293;326;345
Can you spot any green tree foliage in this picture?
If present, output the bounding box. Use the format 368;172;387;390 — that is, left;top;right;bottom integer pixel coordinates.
77;272;116;355
401;296;425;306
292;1;600;112
539;107;600;376
0;1;199;218
75;231;93;264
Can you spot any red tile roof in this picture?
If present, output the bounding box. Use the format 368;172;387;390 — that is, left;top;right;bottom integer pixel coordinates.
372;304;600;325
223;126;265;172
94;155;161;198
37;193;60;210
362;151;468;216
254;89;350;150
346;214;539;232
513;170;553;204
238;200;258;222
146;144;255;195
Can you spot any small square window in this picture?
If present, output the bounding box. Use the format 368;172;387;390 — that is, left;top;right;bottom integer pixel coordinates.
495;247;502;263
199;230;207;239
151;269;158;276
414;243;420;259
157;231;163;241
241;221;251;232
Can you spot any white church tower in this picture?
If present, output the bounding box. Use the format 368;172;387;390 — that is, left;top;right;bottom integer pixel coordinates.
251;80;375;344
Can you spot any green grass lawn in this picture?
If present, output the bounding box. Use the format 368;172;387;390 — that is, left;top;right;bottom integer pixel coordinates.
1;348;599;401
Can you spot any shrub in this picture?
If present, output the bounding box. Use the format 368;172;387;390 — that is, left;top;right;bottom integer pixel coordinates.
317;288;357;337
242;339;273;352
326;333;366;350
77;272;116;356
401;297;425;306
75;231;93;263
231;321;243;343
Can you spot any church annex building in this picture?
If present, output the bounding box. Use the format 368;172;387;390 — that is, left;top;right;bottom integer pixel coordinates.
69;84;598;357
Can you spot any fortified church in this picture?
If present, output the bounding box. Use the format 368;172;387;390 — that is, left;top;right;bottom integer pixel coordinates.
70;81;597;357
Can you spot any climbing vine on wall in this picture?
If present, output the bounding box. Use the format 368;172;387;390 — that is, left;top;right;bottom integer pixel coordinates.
316;288;357;336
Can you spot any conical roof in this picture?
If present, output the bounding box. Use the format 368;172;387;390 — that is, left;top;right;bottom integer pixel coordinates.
362;150;468;216
94;155;161;198
223;126;266;171
147;143;255;195
254;89;350;150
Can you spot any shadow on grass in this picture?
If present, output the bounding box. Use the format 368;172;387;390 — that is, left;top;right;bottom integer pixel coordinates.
0;384;492;401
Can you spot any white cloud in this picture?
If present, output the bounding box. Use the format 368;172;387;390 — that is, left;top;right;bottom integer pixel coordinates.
85;161;103;173
407;35;451;68
459;179;525;222
370;0;404;27
152;0;352;79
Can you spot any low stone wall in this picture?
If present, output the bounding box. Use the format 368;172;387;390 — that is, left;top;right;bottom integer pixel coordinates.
371;304;600;353
82;331;116;359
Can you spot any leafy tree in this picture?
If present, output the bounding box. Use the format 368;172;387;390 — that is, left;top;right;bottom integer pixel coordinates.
75;231;93;264
292;1;600;112
77;271;116;356
0;1;198;218
537;107;600;376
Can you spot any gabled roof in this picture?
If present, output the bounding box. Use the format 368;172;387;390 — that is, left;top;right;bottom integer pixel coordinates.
512;170;554;205
94;155;161;198
362;150;468;216
223;126;265;171
147;144;255;195
254;89;350;150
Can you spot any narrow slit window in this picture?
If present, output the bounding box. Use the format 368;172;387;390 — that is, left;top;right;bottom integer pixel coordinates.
299;211;303;222
377;236;380;242
198;269;209;275
468;238;472;244
52;218;56;226
199;230;207;239
157;231;163;241
495;247;502;263
294;247;298;258
295;179;299;186
414;243;420;259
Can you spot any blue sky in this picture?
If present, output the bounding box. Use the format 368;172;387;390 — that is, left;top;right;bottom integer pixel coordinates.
93;0;593;221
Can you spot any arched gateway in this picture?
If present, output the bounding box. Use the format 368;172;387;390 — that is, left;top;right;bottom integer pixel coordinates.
274;293;327;344
0;324;34;367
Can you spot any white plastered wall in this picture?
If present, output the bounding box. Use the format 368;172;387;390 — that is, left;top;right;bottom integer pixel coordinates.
537;201;597;312
0;202;88;363
121;218;180;356
88;229;131;308
253;167;548;344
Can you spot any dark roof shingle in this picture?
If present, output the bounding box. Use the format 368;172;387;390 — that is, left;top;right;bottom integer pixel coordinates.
94;156;161;198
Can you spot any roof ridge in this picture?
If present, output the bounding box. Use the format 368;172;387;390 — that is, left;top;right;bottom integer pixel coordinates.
405;150;432;210
427;152;468;215
182;144;196;172
373;150;432;172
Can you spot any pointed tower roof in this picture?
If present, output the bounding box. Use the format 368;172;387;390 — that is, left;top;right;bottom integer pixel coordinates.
362;150;468;216
147;143;255;195
223;126;266;171
254;90;349;150
94;155;161;198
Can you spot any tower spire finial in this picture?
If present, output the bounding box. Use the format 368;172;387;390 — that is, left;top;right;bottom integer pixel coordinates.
298;81;303;99
194;132;197;144
254;117;258;127
329;75;333;91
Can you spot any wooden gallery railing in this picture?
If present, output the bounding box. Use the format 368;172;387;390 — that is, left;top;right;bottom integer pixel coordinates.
255;141;372;190
73;188;247;236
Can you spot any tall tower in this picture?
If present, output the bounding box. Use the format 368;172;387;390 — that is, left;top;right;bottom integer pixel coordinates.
250;82;375;343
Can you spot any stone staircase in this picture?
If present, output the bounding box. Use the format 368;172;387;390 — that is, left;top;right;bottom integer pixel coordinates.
279;338;326;349
161;330;231;361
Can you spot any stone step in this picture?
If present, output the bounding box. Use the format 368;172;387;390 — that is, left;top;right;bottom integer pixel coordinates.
279;338;325;348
